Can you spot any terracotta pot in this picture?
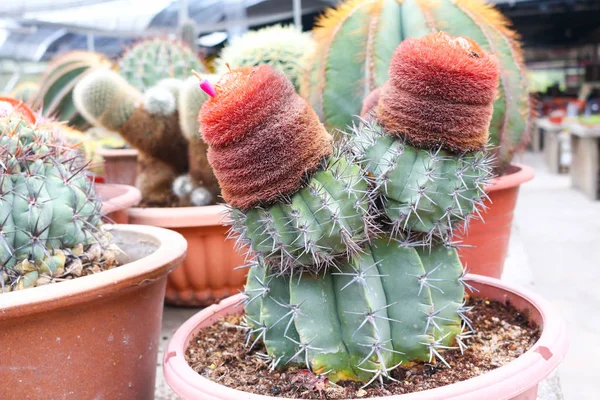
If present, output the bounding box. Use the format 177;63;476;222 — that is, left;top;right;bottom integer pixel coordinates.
163;274;568;400
456;164;535;278
98;148;139;186
0;224;187;400
97;183;142;224
128;205;247;306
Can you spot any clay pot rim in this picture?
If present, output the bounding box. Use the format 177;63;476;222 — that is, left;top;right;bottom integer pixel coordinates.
97;148;139;157
128;204;228;228
0;224;187;318
163;274;568;400
486;163;534;193
97;183;142;214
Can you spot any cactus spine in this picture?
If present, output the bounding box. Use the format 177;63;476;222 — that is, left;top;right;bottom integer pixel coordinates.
0;114;115;292
302;0;530;174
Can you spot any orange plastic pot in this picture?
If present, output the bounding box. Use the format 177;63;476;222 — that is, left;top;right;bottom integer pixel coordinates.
97;183;142;224
128;205;247;306
455;164;534;278
98;148;139;186
0;224;187;400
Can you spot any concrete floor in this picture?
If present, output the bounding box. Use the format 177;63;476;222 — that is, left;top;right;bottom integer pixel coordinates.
156;151;594;399
511;152;600;400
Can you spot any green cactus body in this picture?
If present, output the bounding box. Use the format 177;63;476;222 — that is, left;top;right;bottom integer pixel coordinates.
179;19;199;52
31;51;111;128
216;25;315;92
349;119;491;239
303;0;530;173
118;38;204;92
229;156;371;272
243;238;466;382
0;118;105;291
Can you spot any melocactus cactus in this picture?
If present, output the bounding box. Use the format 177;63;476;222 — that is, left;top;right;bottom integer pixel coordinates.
0;116;116;292
118;38;205;93
302;0;530;174
215;25;315;92
200;65;372;271
224;32;495;383
349;33;499;241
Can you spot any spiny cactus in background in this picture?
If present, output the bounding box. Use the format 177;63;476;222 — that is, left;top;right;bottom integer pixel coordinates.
9;82;39;103
198;37;488;383
118;38;205;93
179;19;199;53
172;74;221;206
74;68;189;206
302;0;530;174
0;115;117;292
199;65;372;272
215;25;315;92
348;33;498;242
73;68;219;207
30;51;111;128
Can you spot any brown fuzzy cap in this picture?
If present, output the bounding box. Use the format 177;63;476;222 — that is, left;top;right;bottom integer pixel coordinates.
199;65;332;210
377;32;500;153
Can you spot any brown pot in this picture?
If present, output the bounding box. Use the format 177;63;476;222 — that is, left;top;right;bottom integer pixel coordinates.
97;182;142;224
127;205;247;307
0;224;187;400
98;148;139;186
455;164;535;278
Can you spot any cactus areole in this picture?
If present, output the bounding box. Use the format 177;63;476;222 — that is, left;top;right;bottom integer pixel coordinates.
199;32;498;384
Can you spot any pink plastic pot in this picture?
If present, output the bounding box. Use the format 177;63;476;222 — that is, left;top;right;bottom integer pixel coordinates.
97;183;142;224
163;274;568;400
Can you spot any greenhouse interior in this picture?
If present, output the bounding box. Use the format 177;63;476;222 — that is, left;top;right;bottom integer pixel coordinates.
0;0;599;399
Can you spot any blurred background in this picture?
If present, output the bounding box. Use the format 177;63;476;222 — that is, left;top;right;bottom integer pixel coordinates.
1;1;599;399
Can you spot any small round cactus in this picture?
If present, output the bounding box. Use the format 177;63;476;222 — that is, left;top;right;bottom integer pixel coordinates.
118;38;205;93
0;116;116;292
215;25;315;92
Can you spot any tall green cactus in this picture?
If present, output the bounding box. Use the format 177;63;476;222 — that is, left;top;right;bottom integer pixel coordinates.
302;0;530;174
215;25;315;92
0;116;112;292
30;51;111;128
244;239;467;382
118;38;205;93
199;32;497;384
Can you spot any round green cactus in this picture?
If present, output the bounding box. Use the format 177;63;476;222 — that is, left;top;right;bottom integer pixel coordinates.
0;117;111;292
244;238;469;382
216;25;315;92
118;38;205;93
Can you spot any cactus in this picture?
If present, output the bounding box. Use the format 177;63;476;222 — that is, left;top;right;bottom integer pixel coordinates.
194;32;500;384
74;68;219;207
30;51;111;128
348;33;498;241
0;115;116;292
302;0;530;174
215;25;315;93
74;68;189;206
243;239;468;382
118;38;205;93
199;65;372;272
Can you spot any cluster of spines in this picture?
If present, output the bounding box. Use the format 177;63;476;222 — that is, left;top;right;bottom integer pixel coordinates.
343;117;494;245
226;153;377;275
